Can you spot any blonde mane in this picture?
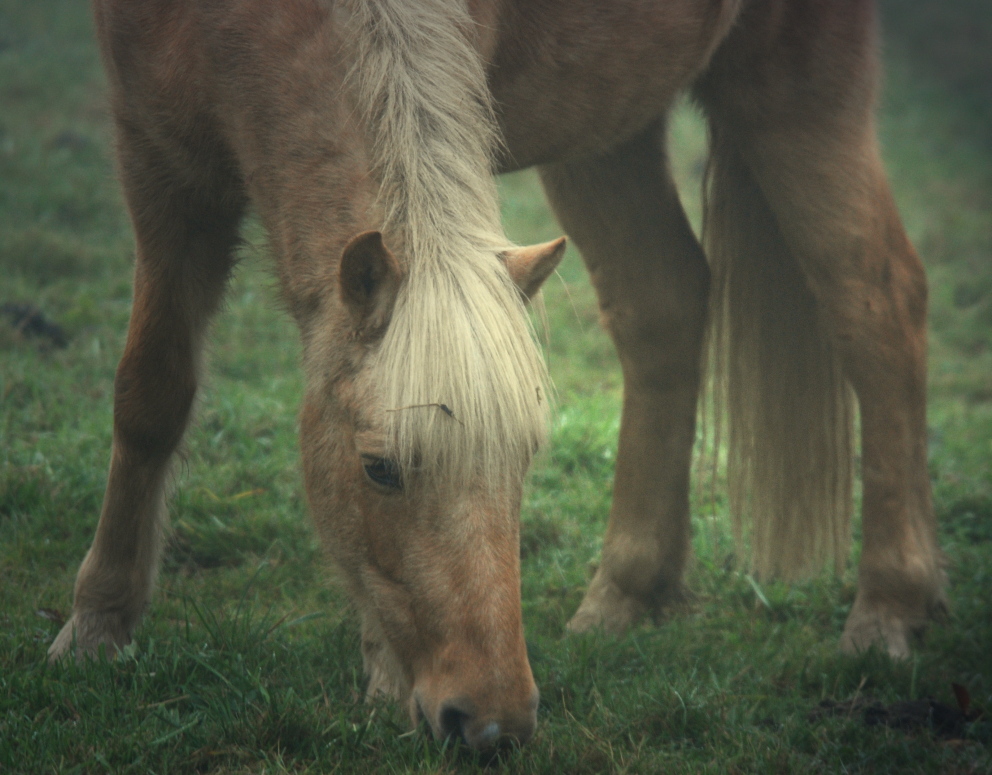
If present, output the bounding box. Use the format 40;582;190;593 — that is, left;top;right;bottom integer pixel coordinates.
343;0;550;488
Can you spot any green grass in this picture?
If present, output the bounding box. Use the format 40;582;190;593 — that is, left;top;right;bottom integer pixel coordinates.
2;0;990;771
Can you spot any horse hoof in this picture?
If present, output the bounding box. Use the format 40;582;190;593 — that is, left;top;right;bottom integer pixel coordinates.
839;581;948;660
566;575;648;634
47;612;132;663
839;617;913;660
839;604;932;661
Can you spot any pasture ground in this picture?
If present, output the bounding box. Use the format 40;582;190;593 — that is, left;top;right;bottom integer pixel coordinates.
2;0;990;772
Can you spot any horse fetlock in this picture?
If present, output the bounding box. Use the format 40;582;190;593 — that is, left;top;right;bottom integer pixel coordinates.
47;609;134;662
361;622;410;705
365;661;409;706
72;558;153;626
603;536;685;601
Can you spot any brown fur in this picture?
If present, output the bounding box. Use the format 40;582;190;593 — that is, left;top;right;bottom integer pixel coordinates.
50;0;945;751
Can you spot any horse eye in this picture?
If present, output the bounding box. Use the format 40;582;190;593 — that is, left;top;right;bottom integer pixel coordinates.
362;456;402;490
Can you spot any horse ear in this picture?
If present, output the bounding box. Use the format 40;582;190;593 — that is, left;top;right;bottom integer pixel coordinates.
339;230;404;339
501;237;566;300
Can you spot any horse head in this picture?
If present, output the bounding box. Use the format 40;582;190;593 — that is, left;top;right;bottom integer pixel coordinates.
299;230;564;748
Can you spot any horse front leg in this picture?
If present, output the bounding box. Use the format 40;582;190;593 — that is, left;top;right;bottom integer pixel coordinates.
540;125;710;632
49;130;243;660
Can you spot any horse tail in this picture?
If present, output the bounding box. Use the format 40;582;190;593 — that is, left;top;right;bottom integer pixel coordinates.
702;124;856;580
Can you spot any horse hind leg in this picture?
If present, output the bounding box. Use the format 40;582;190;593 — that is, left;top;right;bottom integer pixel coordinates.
49;126;244;660
696;2;946;657
539;123;710;633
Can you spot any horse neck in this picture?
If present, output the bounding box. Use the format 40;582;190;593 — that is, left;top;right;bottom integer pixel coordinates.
343;0;506;260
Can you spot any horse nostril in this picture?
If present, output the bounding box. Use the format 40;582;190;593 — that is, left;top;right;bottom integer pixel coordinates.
438;700;470;742
437;699;511;750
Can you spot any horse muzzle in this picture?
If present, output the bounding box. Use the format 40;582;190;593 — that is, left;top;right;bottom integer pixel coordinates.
414;685;539;750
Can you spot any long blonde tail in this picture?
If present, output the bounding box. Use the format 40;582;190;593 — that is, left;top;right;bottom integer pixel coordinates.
703;129;855;580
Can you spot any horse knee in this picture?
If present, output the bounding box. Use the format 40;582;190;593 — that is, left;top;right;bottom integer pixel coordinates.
601;288;707;390
112;347;198;460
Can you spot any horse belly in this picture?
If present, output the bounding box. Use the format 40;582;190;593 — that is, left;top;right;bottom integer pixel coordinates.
488;0;742;170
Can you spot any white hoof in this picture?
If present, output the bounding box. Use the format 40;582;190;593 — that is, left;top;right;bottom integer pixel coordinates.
566;573;650;635
48;611;132;662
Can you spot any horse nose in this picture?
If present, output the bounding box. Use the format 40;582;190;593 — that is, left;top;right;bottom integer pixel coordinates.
436;692;538;749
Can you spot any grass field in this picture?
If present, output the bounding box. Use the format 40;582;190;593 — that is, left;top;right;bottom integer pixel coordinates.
1;1;990;772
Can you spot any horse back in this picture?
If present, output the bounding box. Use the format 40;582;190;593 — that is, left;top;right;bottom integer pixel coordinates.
91;0;881;176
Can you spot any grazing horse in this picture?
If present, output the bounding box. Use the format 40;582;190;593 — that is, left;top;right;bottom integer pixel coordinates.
51;0;946;751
